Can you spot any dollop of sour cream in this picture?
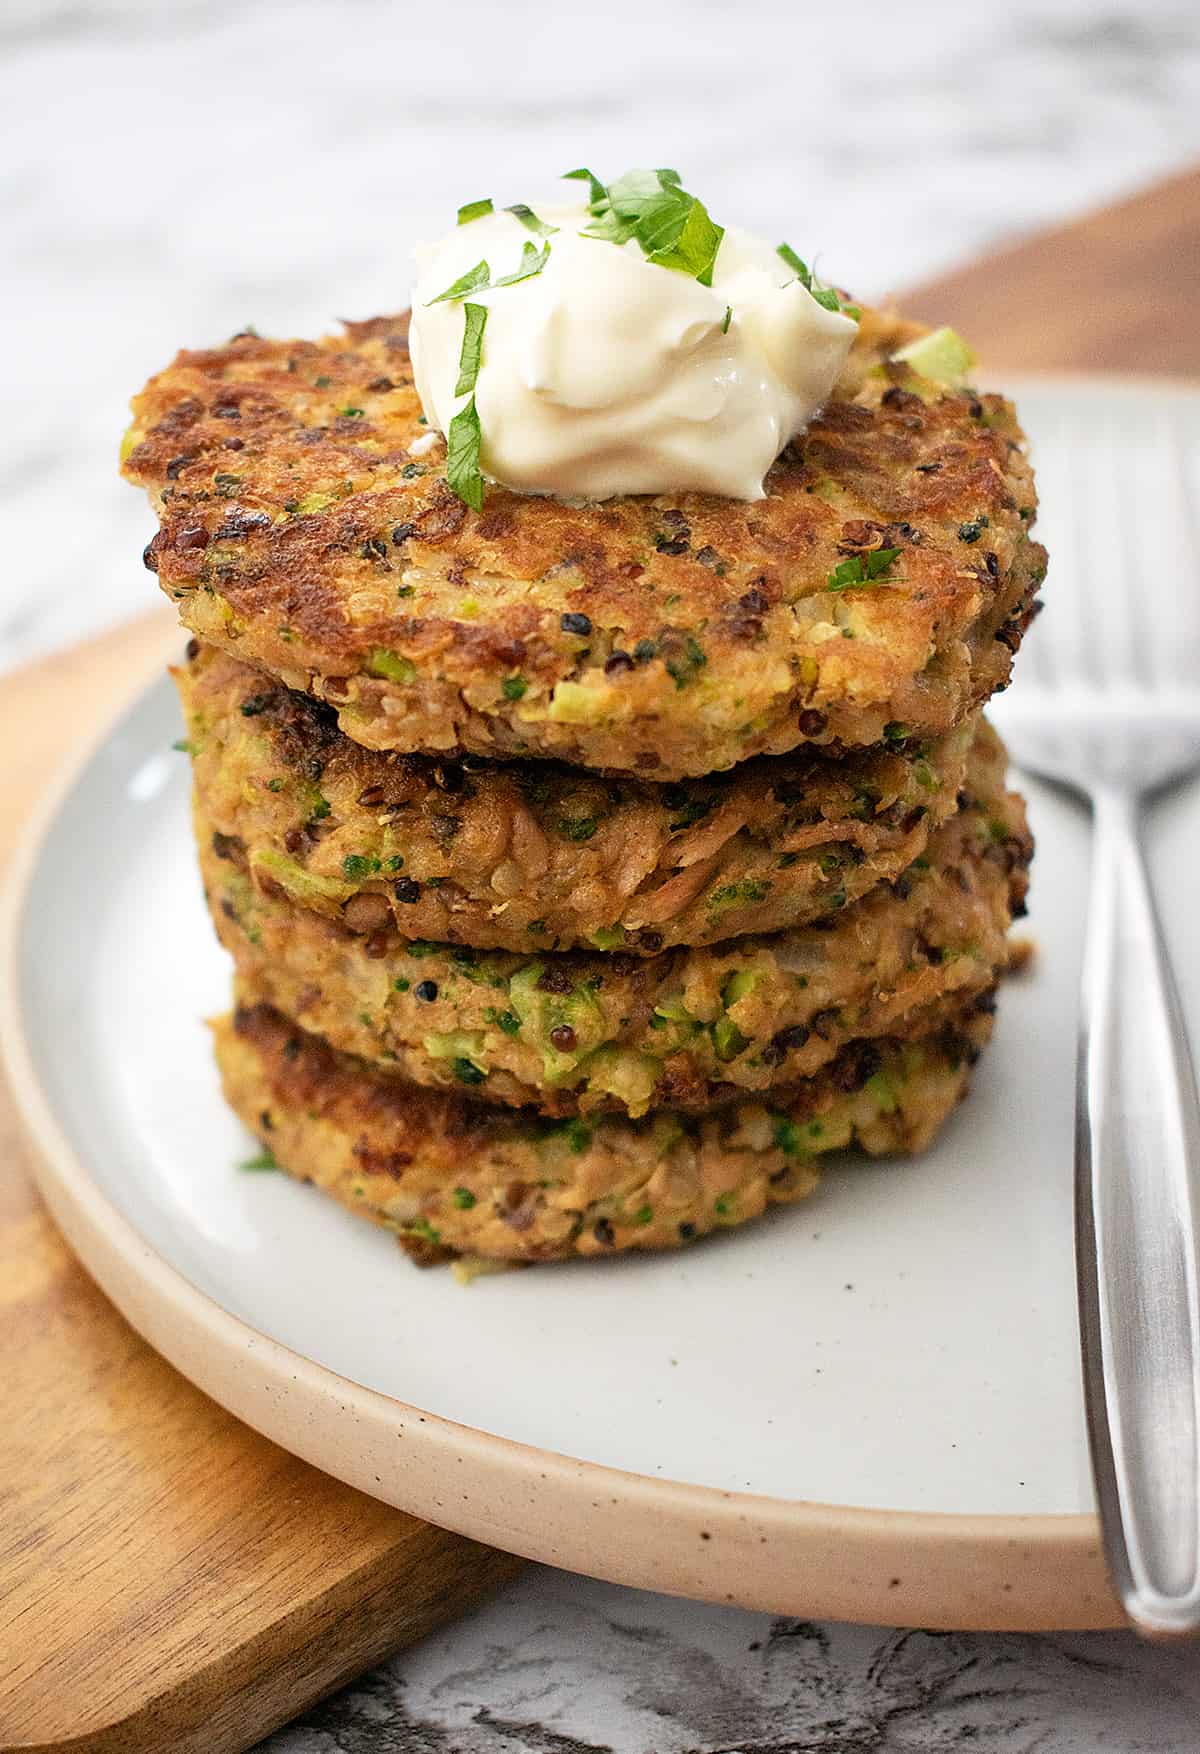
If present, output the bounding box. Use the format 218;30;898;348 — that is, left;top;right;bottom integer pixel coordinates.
409;197;856;502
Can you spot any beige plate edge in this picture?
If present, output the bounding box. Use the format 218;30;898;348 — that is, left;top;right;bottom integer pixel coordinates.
0;548;1125;1638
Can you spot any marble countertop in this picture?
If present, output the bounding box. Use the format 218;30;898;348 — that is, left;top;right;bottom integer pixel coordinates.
6;1;1200;1748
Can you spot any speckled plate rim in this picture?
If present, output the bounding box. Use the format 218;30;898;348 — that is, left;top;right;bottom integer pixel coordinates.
6;375;1157;1633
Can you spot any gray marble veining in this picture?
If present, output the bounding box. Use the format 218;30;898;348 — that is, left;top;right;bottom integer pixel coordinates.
264;1567;1200;1753
8;2;1200;1749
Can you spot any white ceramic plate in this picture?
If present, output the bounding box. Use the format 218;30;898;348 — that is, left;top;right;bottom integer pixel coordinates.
6;376;1200;1630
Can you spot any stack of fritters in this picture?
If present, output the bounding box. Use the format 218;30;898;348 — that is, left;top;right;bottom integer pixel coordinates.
123;305;1041;1265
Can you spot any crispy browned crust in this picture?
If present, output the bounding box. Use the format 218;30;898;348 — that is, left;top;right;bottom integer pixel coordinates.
215;992;996;1264
126;307;1045;778
179;641;977;954
197;728;1030;1118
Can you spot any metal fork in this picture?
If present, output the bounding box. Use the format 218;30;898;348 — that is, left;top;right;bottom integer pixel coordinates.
992;394;1200;1637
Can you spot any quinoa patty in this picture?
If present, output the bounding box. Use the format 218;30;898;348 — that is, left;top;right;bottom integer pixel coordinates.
216;992;996;1266
127;307;1044;779
181;642;975;955
199;729;1029;1117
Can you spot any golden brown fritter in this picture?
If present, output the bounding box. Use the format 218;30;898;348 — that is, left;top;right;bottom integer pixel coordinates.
216;990;996;1265
198;721;1029;1117
180;641;975;955
126;307;1045;779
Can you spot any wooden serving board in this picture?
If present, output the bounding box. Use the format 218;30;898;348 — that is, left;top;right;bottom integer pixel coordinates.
1;166;1197;1754
0;613;522;1754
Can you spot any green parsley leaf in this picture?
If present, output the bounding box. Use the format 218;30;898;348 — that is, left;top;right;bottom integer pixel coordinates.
506;202;558;237
491;239;551;288
574;168;725;283
501;674;528;700
825;547;902;591
864;545;903;578
585;169;724;285
426;258;491;305
430;241;551;312
607;168;684;242
446;395;484;511
776;242;858;321
457;197;494;225
238;1147;278;1172
452;1186;477;1208
454;302;488;397
776;242;811;283
563;166;606;204
647;192;724;286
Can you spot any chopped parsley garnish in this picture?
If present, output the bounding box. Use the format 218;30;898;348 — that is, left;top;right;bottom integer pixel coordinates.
452;1186;477;1208
454;302;488;397
563;166;606;204
721;305;732;334
426;259;491;305
826;547;902;591
342;853;381;879
506;202;557;237
501;674;528;700
432;244;553;307
491;239;551;288
433;243;551;508
238;1147;278;1172
457;197;494;225
776;241;859;322
446;396;484;512
574;167;724;286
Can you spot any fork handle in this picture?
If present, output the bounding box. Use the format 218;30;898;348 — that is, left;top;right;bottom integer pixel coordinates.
1077;785;1200;1637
